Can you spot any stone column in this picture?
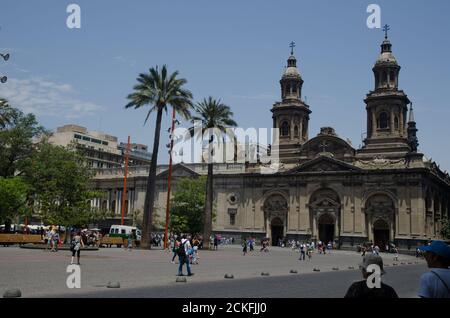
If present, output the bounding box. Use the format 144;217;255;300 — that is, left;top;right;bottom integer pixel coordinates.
371;111;377;137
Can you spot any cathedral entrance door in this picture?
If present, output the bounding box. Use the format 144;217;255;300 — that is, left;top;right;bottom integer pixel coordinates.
271;217;284;246
373;219;390;251
318;213;335;244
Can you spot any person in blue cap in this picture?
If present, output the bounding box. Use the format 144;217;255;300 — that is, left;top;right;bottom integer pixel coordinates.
417;240;450;298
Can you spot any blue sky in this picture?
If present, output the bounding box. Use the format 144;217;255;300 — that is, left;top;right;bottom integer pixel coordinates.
0;0;449;171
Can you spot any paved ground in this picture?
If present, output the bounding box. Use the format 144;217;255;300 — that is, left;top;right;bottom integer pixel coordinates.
0;245;426;298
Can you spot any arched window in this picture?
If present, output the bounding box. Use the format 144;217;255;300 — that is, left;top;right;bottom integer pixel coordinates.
294;125;299;137
285;84;290;96
394;116;399;129
377;112;389;129
375;73;380;88
281;121;290;136
390;71;396;87
382;71;388;86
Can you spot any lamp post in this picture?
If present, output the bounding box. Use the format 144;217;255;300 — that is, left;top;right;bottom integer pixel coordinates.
163;107;177;249
1;52;9;83
120;136;131;226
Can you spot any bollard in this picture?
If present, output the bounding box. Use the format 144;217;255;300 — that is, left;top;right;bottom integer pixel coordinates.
290;269;298;274
261;272;270;276
106;282;120;288
224;274;234;279
176;276;187;283
3;288;21;298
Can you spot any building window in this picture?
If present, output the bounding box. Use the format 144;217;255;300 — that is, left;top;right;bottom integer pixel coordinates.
111;200;116;213
377;112;389;129
281;121;290;136
74;134;82;140
294;125;299;137
394;116;399;129
228;208;237;226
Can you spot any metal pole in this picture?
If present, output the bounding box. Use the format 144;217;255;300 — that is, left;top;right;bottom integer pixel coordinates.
121;136;131;226
164;107;176;249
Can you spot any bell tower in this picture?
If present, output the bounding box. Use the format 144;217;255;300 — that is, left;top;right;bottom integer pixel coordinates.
359;26;411;159
271;42;311;164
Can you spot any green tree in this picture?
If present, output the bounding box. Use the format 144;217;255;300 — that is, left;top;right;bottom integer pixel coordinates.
190;97;237;249
125;65;193;249
440;219;450;240
24;142;106;229
0;107;47;178
0;176;29;232
170;176;206;235
0;98;13;129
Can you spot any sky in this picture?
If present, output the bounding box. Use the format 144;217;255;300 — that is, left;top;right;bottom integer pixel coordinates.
0;0;449;171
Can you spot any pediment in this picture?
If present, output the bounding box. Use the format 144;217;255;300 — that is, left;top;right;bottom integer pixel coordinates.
157;164;200;178
289;156;361;173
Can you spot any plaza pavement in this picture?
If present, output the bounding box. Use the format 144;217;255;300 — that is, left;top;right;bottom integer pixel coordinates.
0;245;426;298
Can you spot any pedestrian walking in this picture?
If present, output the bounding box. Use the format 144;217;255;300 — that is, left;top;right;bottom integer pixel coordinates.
213;235;219;251
242;238;248;256
177;235;194;276
249;238;254;252
171;237;180;264
417;240;450;298
307;244;312;260
127;231;134;251
70;230;84;265
299;243;306;260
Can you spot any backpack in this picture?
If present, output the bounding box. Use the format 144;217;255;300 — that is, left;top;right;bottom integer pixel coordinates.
70;237;76;251
177;240;187;256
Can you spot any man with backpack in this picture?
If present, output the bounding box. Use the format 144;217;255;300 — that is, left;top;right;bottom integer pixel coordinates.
417;240;450;298
177;235;194;276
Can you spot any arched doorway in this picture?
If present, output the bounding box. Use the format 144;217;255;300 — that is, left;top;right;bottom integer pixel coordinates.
263;194;288;246
318;213;335;244
271;217;284;246
309;188;341;246
365;194;395;249
373;219;389;251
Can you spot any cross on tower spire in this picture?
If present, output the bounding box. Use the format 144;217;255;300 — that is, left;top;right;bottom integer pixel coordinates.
383;24;390;39
289;41;296;55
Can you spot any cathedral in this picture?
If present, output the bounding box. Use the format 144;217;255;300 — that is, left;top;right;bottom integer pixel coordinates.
92;33;450;252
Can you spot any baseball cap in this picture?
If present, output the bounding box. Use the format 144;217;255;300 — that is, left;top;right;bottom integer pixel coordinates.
359;254;386;275
418;240;450;260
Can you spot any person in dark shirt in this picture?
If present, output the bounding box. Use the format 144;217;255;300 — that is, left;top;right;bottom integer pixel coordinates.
345;254;398;298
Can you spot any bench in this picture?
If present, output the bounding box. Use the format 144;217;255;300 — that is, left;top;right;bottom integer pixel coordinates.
99;236;124;248
0;234;43;246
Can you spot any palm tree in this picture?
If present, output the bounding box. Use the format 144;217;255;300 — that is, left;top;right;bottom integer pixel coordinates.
125;65;193;249
191;97;237;249
0;98;12;129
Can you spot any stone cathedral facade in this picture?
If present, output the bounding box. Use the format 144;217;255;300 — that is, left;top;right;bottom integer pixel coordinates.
91;35;450;251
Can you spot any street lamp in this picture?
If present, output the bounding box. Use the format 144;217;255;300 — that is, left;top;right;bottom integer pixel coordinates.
0;53;9;61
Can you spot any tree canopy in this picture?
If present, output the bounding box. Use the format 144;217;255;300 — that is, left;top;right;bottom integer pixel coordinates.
170;176;206;234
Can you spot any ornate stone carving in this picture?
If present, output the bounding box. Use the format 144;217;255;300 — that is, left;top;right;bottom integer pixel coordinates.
263;195;288;220
356;156;406;169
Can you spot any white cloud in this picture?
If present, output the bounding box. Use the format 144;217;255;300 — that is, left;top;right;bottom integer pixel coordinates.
0;77;105;119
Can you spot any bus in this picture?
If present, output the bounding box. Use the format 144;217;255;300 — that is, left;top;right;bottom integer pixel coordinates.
109;225;141;241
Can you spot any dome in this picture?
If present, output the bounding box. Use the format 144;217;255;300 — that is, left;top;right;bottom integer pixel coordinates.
283;66;300;77
375;39;398;65
375;51;398;65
